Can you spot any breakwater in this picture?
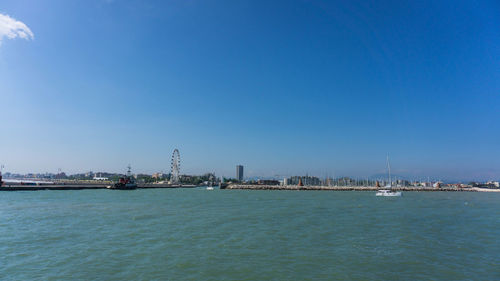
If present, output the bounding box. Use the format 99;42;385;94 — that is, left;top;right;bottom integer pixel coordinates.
226;184;478;192
0;184;107;191
0;183;196;191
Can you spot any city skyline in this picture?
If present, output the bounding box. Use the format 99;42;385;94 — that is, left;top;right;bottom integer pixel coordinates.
1;0;499;181
0;158;497;183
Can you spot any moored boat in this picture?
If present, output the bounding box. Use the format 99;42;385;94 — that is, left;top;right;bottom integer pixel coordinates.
376;156;402;197
376;189;402;197
107;165;137;190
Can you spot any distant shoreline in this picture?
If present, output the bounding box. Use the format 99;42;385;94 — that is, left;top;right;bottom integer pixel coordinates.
0;184;197;191
2;184;499;192
226;184;500;192
471;187;500;192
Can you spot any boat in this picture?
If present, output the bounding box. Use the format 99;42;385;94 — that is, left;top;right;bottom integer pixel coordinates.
107;165;137;190
0;165;4;187
206;179;214;190
376;189;401;196
376;156;402;197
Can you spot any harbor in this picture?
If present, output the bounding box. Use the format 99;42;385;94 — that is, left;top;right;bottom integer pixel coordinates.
224;184;489;192
2;151;499;192
2;2;499;280
1;183;496;192
2;186;500;280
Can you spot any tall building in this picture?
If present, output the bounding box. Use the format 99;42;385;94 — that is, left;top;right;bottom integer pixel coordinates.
236;165;244;181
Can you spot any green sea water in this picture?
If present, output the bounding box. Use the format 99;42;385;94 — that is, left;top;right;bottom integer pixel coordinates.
1;188;499;280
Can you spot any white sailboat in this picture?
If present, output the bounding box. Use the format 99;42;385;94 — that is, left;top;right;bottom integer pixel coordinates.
376;156;402;197
206;175;214;190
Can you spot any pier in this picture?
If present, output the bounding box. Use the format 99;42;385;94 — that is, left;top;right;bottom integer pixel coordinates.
0;183;197;191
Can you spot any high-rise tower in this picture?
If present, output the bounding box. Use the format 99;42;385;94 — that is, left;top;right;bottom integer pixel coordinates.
236;165;244;181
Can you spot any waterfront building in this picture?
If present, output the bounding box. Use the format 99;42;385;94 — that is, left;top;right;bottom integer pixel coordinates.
236;165;244;181
93;173;108;181
54;172;67;179
257;179;280;185
287;175;321;186
152;173;164;179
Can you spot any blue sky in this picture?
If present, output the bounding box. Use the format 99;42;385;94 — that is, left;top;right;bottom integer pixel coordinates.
0;0;499;181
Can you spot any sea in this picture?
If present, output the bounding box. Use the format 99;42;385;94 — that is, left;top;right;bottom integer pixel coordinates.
1;188;499;280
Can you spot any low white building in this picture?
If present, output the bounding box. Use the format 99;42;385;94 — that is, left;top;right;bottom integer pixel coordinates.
93;174;108;181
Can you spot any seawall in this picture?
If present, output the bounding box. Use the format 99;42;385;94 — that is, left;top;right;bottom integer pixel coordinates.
226;184;479;192
0;183;197;191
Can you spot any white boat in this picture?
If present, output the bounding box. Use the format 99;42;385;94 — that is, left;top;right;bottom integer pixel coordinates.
206;174;215;190
376;189;402;197
376;156;402;197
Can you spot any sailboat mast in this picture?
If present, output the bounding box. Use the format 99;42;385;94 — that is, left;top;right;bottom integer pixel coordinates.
387;155;392;188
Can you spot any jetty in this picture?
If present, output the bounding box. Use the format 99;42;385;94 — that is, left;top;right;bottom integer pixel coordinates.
224;184;481;192
0;183;196;191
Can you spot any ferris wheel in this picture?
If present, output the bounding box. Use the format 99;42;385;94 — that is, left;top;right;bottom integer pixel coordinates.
171;149;181;183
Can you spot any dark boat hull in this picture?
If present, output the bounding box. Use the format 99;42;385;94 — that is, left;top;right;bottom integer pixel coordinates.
107;183;137;190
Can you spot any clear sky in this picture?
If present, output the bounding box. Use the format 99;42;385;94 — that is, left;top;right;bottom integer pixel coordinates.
0;0;499;181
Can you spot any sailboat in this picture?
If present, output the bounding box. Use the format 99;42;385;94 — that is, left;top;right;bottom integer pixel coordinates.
376;156;402;197
206;174;214;190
